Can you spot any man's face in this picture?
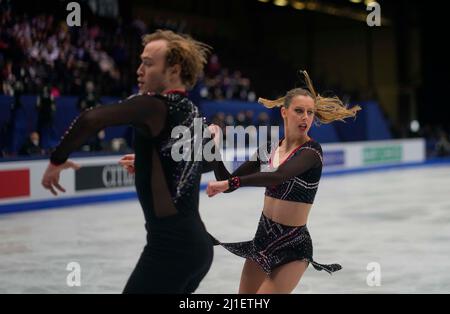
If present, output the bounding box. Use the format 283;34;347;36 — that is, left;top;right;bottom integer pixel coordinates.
136;39;171;94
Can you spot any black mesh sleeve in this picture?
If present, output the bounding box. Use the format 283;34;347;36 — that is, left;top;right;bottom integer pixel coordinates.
202;145;261;180
50;94;167;165
238;149;321;188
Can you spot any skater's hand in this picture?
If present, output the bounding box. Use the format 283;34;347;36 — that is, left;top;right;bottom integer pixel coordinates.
119;154;135;174
41;160;80;196
207;124;222;148
206;180;229;197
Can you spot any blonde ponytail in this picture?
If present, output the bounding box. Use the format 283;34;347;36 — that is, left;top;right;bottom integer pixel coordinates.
258;70;361;124
258;96;286;108
315;95;361;124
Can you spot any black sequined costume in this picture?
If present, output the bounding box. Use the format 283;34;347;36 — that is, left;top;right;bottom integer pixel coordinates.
210;139;342;275
50;91;213;293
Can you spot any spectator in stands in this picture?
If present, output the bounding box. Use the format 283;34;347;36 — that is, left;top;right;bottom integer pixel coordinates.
210;112;226;130
80;130;109;153
77;81;101;112
435;130;450;157
235;111;247;127
110;137;132;153
256;111;271;128
206;54;221;78
256;111;273;142
2;80;25;156
0;123;8;157
19;131;44;156
36;85;56;148
225;114;235;127
245;110;254;126
1;60;14;95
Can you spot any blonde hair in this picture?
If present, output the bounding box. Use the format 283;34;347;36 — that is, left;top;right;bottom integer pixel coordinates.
142;30;212;89
258;71;361;124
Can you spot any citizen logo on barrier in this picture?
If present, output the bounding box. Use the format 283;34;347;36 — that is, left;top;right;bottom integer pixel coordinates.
102;165;134;188
75;164;134;191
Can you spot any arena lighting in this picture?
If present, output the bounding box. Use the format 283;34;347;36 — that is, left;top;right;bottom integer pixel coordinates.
273;0;289;7
261;0;390;25
305;1;319;10
349;0;363;3
257;0;270;3
291;0;306;10
410;120;420;133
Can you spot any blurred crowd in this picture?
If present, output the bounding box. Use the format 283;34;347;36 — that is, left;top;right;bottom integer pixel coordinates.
199;54;256;102
0;10;128;97
0;6;259;158
1;6;448;160
0;8;255;101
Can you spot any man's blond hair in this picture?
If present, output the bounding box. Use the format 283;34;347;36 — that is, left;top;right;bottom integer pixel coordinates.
143;30;212;89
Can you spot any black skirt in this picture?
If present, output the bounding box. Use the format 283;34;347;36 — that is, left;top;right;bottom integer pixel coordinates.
212;213;342;275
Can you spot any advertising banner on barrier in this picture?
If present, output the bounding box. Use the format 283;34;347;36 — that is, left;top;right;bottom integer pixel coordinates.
231;138;425;172
0;168;30;199
363;145;403;165
323;150;346;167
75;164;135;191
0;156;136;212
321;138;425;171
0;138;426;213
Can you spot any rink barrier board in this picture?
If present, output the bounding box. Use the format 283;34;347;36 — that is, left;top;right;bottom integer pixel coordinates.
0;138;437;214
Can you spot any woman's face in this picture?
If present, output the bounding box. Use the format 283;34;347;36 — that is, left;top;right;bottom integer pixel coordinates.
281;95;315;138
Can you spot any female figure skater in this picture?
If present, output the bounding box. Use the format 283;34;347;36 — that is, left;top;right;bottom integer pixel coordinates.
41;30;214;294
206;71;361;294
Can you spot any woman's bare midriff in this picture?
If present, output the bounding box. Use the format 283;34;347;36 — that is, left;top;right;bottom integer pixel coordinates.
262;196;311;227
